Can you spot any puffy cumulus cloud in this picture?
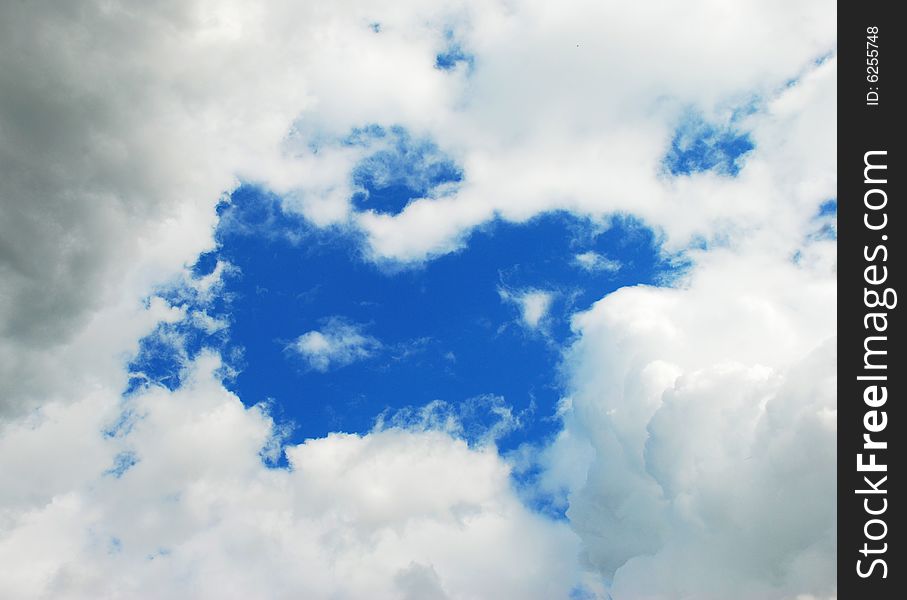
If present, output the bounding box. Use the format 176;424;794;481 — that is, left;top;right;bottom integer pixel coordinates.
0;353;593;599
540;240;836;599
0;0;265;415
290;318;382;371
527;55;837;599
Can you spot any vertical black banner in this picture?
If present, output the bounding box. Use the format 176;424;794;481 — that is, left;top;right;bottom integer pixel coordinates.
839;2;903;597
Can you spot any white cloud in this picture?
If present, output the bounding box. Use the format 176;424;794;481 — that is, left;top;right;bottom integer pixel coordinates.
574;252;621;273
520;292;553;329
291;318;382;371
377;394;526;448
542;241;836;599
499;288;555;330
346;3;835;264
0;354;592;599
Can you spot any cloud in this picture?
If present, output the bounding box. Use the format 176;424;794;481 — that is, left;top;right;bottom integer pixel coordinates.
395;562;451;600
543;242;836;599
377;394;527;448
499;288;555;330
0;0;300;415
346;2;835;264
291;318;382;371
0;354;593;599
573;252;621;273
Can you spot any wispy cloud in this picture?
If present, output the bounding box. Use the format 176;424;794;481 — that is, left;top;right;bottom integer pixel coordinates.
573;251;621;273
375;394;527;448
290;318;382;371
499;288;555;330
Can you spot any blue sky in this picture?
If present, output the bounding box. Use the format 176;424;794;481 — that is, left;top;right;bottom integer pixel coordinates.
123;107;769;460
121;116;761;523
129;184;667;455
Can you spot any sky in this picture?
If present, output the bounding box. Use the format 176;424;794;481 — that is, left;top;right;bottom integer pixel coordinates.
1;1;836;599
